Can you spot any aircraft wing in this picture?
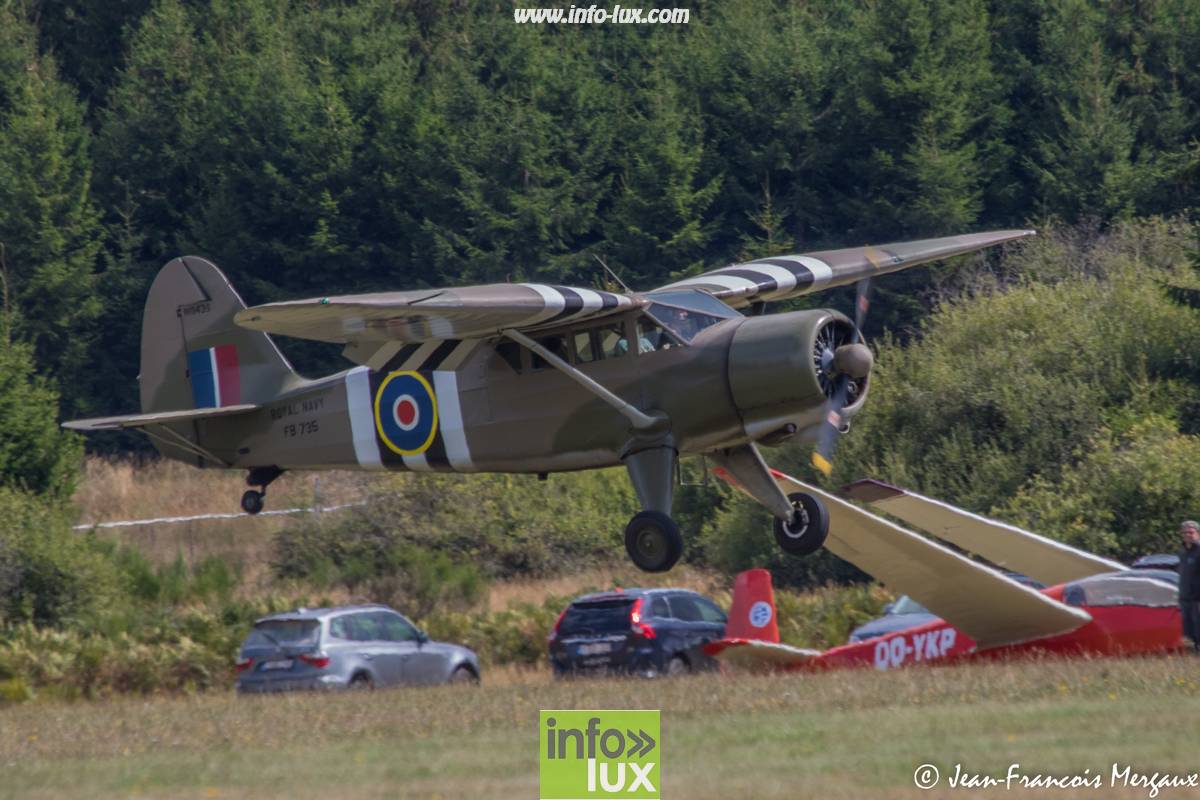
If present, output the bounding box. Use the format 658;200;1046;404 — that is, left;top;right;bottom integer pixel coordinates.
653;230;1034;309
234;283;639;346
841;479;1127;585
719;468;1092;649
62;404;260;430
703;639;820;670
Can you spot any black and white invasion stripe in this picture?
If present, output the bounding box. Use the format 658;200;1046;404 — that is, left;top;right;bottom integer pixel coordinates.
659;256;834;302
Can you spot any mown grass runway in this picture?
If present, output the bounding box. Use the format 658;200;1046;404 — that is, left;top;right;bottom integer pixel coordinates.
2;655;1198;799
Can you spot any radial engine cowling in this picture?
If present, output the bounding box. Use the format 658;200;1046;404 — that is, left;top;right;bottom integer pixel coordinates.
726;309;869;444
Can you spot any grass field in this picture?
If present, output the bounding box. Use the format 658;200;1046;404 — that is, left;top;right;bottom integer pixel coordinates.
2;655;1198;799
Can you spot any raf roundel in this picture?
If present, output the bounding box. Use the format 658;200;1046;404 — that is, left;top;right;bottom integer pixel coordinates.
374;371;439;456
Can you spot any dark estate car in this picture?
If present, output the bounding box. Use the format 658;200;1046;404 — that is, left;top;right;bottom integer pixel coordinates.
236;604;479;693
548;589;727;677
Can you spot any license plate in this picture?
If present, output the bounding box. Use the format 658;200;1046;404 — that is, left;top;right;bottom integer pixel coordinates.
260;659;294;671
578;642;612;656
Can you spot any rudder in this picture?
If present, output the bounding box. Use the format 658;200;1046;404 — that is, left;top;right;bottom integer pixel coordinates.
140;256;300;416
725;568;781;643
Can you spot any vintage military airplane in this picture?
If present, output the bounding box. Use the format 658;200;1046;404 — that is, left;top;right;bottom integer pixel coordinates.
706;471;1184;670
64;230;1033;572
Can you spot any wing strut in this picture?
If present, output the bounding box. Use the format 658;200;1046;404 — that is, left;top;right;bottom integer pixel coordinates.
501;328;665;432
140;424;232;468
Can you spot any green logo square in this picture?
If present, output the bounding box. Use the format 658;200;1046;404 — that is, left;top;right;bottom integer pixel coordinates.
539;709;661;799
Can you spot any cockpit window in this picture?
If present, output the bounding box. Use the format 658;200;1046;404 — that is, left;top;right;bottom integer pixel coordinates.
889;595;930;615
1062;572;1178;608
636;316;672;352
646;290;740;320
645;303;724;343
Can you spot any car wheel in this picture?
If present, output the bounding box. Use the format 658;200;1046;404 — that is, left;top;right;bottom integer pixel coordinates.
666;655;689;677
449;666;479;685
348;672;373;691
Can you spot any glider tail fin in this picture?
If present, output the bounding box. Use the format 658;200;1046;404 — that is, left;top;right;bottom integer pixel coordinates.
140;256;300;416
725;568;781;643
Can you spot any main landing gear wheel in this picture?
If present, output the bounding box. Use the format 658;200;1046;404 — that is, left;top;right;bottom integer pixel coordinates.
241;490;265;515
624;510;684;573
774;492;830;556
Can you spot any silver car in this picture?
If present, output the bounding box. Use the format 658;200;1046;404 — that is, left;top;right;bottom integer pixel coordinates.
235;604;480;692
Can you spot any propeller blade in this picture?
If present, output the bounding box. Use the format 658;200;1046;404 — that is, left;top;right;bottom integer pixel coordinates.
811;377;851;477
854;277;871;332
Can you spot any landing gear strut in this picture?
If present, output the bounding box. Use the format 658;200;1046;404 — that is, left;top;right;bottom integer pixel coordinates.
773;492;830;556
241;465;283;515
622;443;685;573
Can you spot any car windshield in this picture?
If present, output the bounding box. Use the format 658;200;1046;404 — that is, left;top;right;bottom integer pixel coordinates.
245;619;320;648
559;599;634;635
1062;573;1178;608
889;596;930;615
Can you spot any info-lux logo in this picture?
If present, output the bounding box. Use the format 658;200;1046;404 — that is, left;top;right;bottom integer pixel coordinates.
539;709;661;799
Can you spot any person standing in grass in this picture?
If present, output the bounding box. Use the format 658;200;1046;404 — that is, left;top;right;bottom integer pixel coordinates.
1179;521;1200;653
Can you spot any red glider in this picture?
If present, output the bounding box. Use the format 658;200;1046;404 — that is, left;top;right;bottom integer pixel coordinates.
706;471;1185;671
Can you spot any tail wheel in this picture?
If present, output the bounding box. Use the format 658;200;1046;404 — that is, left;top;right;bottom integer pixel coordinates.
624;511;684;573
773;492;829;556
241;490;265;515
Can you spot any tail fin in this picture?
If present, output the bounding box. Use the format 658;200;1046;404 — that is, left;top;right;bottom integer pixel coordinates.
140;256;300;415
725;568;780;643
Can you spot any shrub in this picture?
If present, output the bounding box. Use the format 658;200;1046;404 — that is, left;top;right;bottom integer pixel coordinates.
0;488;118;626
274;470;637;581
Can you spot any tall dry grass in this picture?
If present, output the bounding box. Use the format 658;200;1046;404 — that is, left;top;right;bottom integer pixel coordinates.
69;458;384;584
69;458;732;606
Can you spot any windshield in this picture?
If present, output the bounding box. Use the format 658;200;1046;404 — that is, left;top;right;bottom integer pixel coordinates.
645;303;724;343
245;619;320;648
560;599;634;636
889;596;931;615
646;290;740;319
644;290;738;343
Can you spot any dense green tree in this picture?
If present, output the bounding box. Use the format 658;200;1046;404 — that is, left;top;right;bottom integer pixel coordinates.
0;3;101;398
0;341;81;497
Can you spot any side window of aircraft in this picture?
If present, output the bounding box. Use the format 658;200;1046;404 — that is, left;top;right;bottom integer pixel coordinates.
572;329;601;364
494;341;524;373
531;334;568;370
635;317;673;354
600;322;631;358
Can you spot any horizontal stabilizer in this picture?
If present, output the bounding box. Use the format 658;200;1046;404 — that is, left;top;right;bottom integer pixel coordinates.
63;404;259;431
703;638;820;670
841;479;1126;585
